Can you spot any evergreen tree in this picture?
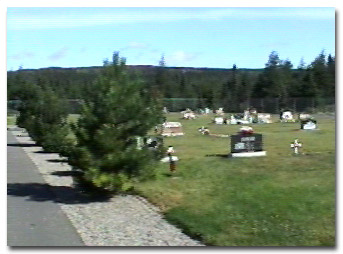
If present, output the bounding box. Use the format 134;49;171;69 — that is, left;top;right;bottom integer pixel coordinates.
16;77;70;153
70;52;164;192
310;50;331;98
300;67;318;97
326;54;335;97
263;51;282;97
154;54;167;97
278;59;293;103
239;72;254;109
254;52;295;106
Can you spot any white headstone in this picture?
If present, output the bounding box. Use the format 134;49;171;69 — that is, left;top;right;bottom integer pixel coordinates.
162;122;184;136
214;117;224;124
183;112;196;119
299;113;311;120
230;115;237;125
302;121;317;130
258;113;272;123
282;111;294;122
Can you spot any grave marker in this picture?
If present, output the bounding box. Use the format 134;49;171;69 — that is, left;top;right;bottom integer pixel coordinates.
230;126;266;157
290;139;302;154
301;119;317;130
161;122;184;136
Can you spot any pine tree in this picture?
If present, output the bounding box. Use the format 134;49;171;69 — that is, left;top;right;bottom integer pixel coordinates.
310;50;330;98
16;76;70;153
70;52;164;192
154;54;167;97
326;54;335;97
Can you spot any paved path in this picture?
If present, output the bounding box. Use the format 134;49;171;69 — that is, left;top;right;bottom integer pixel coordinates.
7;128;203;246
7;131;84;246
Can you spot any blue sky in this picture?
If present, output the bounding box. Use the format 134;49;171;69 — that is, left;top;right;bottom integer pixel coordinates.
7;7;335;70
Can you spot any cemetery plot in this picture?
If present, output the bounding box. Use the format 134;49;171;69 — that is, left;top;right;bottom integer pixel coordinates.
135;113;335;246
230;133;266;157
161;122;184;136
181;109;196;119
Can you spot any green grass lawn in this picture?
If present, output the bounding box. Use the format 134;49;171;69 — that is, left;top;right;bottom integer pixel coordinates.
11;112;335;246
134;113;335;246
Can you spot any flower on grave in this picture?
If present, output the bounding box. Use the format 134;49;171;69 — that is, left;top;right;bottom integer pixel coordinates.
238;126;254;135
198;126;210;135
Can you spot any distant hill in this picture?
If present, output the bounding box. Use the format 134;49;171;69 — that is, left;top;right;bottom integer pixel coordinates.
7;65;264;100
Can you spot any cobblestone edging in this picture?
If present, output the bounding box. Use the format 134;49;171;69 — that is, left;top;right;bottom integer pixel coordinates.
9;128;204;246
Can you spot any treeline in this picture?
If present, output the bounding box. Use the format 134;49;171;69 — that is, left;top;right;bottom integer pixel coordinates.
14;53;164;193
8;50;335;112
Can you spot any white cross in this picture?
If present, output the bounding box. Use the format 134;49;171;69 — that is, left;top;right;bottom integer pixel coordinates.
290;139;302;154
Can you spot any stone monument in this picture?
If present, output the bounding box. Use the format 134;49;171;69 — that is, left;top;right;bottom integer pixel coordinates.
230;126;266;157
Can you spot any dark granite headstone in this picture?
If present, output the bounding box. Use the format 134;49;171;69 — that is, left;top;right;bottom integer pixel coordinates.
230;133;263;153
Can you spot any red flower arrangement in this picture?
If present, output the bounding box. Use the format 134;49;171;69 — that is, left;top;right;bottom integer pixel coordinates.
238;126;254;135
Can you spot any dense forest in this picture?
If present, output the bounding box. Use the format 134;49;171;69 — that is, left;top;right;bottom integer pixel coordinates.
7;50;335;113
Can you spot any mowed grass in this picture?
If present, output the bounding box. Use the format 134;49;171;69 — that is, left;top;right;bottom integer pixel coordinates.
11;112;335;245
134;113;335;246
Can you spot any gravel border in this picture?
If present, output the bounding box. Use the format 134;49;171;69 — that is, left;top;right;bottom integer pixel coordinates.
9;127;204;246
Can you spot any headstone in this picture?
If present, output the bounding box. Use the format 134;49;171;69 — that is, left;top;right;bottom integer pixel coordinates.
258;113;272;123
214;117;224;124
230;115;238;125
281;111;295;122
299;113;311;121
232;114;249;125
183;112;196;119
301;119;317;130
161;122;184;136
216;107;224;116
230;127;266;157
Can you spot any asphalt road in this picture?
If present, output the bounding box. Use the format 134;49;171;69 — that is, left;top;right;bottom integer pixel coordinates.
7;131;84;246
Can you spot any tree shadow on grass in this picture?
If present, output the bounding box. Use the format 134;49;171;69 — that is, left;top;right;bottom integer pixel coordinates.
205;154;229;158
7;182;112;204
